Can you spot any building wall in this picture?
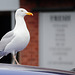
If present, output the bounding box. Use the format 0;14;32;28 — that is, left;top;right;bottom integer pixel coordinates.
19;0;39;66
19;0;75;66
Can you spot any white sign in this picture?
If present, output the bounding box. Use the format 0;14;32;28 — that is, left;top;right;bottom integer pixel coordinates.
39;12;75;71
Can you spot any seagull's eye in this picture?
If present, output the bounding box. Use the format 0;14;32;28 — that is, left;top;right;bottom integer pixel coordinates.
21;10;23;12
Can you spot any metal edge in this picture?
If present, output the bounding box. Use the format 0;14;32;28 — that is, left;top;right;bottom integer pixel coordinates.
0;63;75;74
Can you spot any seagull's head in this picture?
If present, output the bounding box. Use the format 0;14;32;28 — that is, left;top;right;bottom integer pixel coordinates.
15;8;33;17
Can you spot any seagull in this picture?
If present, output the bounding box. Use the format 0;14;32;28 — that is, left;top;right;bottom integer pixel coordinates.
0;8;33;64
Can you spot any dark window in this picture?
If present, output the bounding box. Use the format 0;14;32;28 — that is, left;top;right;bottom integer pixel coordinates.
0;12;12;64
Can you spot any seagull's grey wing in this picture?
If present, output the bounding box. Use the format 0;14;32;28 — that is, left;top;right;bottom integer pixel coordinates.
1;31;14;39
0;31;15;51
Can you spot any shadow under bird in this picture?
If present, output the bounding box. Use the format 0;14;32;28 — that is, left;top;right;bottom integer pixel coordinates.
0;8;33;64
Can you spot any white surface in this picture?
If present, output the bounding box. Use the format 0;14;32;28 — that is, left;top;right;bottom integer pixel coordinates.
39;12;75;70
0;0;19;11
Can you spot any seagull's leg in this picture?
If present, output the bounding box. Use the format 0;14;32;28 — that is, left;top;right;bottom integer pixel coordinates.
12;52;15;64
12;58;15;64
12;52;20;65
13;55;20;65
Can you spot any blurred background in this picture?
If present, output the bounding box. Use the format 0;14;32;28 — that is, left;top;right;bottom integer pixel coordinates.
0;0;75;71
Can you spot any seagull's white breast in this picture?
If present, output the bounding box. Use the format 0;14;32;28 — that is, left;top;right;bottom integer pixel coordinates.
14;29;30;52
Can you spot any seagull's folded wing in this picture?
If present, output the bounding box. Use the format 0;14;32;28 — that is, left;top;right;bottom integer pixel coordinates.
0;31;15;51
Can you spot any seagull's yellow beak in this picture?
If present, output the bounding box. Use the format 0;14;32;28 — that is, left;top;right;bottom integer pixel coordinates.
26;12;33;16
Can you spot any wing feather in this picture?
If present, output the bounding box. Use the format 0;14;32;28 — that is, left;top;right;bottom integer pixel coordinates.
0;31;15;51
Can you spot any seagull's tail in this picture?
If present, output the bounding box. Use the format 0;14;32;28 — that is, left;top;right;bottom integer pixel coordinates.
0;51;6;59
